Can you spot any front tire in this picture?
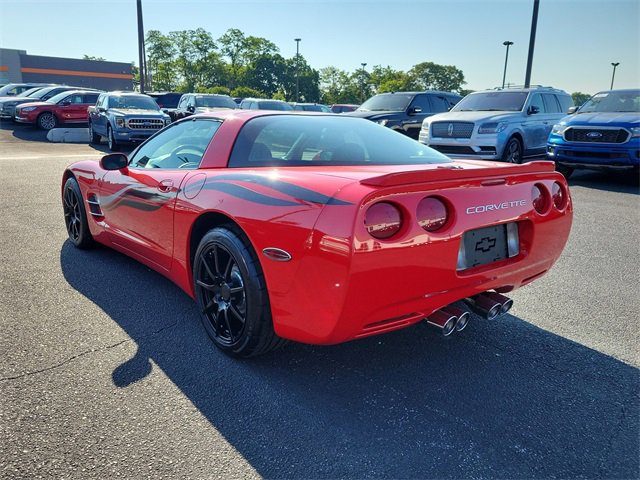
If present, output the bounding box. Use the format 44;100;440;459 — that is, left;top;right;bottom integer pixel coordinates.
38;112;57;130
502;137;522;163
193;227;284;357
62;177;94;249
555;163;574;179
107;125;119;151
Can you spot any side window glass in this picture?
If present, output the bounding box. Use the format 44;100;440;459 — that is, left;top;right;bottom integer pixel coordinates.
85;94;99;104
429;96;450;113
542;94;561;113
69;94;84;104
528;93;545;113
178;96;187;109
557;94;573;113
409;95;430;113
129;119;221;169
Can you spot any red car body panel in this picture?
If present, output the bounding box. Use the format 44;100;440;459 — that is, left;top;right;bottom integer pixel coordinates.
64;110;573;345
16;100;94;126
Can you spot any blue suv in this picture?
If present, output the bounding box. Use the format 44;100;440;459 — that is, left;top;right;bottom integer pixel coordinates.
547;89;639;178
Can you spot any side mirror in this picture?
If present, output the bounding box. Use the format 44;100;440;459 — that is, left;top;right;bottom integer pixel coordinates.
567;106;578;114
527;105;540;115
187;105;195;113
61;101;71;106
408;106;422;115
97;106;106;112
100;153;128;171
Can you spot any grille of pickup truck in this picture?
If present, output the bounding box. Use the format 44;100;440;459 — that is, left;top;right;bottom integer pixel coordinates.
127;118;164;130
431;122;474;138
564;127;629;144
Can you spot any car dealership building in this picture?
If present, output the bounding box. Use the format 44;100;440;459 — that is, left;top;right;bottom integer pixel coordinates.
0;48;133;91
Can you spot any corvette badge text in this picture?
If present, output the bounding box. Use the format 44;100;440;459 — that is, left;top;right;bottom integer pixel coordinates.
466;200;527;215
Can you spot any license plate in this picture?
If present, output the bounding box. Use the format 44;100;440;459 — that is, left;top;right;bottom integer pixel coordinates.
458;223;519;271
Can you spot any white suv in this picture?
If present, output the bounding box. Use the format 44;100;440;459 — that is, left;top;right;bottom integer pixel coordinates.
419;87;573;163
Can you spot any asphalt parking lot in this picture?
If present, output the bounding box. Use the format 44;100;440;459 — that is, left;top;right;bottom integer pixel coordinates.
1;121;638;479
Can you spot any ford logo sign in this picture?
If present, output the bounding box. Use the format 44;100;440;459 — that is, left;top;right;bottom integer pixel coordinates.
586;131;603;138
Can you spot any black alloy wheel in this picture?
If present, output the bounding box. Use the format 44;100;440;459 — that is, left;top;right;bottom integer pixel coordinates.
502;137;523;164
193;227;284;357
62;177;94;249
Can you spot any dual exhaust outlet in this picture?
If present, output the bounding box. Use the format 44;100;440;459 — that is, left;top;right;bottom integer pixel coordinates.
426;291;513;336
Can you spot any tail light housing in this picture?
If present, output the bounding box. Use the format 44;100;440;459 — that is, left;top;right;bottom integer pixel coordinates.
364;202;403;239
531;184;550;214
551;181;568;210
417;196;449;232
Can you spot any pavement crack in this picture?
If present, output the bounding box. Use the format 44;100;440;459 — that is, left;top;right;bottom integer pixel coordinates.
0;320;179;382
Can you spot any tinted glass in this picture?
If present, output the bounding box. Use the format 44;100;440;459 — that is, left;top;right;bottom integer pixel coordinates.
256;101;293;111
453;92;528;112
528;93;545;112
410;95;430;112
542;94;561;113
195;95;237;109
229;115;451;167
358;94;412;112
579;90;640;113
108;95;159;110
129;119;221;169
429;95;452;113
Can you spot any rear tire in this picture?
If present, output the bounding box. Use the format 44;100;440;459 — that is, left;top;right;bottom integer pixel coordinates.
62;177;94;249
193;227;285;357
89;122;101;144
555;163;574;179
502;137;522;164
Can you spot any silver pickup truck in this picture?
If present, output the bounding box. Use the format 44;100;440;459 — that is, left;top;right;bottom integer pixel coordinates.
88;92;170;151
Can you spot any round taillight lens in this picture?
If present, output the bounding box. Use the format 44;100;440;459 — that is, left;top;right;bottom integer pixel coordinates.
552;181;567;210
364;202;402;239
531;184;549;214
417;196;448;232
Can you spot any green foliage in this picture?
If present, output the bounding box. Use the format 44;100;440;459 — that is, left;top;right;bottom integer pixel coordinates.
571;92;591;107
203;86;231;95
83;55;106;61
409;62;466;93
231;86;264;99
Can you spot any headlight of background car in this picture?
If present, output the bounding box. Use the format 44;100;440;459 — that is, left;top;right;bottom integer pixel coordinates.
630;126;640;138
377;119;389;126
115;116;125;128
551;124;568;136
21;107;37;112
478;122;507;134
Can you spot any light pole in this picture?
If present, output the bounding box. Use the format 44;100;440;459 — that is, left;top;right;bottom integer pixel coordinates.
501;41;513;89
294;38;301;102
610;62;620;90
360;62;367;102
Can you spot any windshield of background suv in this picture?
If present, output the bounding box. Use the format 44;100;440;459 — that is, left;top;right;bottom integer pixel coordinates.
452;91;528;112
229;115;451;167
196;96;237;109
358;94;413;112
20;87;45;97
109;95;159;110
578;90;640;113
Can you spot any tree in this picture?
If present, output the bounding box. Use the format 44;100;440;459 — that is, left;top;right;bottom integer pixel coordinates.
409;62;466;93
145;30;177;91
369;65;416;93
83;55;106;61
571;92;591;108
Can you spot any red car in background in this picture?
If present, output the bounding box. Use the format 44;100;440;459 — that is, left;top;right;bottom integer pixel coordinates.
15;90;102;129
62;111;572;357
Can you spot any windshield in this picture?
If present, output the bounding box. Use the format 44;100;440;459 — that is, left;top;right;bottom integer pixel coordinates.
452;91;528;112
358;94;412;112
21;87;45;97
109;95;159;110
257;101;293;111
30;87;59;100
196;95;237;109
578;90;640;113
229;115;451;167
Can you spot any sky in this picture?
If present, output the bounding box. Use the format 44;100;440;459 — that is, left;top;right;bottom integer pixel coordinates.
1;0;639;95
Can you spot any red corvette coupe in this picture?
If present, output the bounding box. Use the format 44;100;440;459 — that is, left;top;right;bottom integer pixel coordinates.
62;111;572;357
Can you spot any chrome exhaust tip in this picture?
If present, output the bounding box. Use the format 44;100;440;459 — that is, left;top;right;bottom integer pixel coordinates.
483;291;514;315
442;306;471;332
464;295;502;320
426;310;457;337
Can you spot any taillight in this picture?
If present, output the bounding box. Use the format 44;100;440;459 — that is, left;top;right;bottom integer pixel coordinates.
552;181;568;210
531;184;550;214
364;202;402;239
417;196;448;232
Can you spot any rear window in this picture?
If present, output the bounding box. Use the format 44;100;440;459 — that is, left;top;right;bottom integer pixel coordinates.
229;115;451;167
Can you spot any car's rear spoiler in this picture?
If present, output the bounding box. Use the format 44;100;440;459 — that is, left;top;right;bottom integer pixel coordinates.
360;161;556;187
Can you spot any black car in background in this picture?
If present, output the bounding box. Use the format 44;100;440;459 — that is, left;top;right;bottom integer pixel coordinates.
345;91;462;139
173;93;237;120
147;92;182;120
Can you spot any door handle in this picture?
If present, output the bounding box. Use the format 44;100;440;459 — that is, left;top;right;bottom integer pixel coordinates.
158;179;173;193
